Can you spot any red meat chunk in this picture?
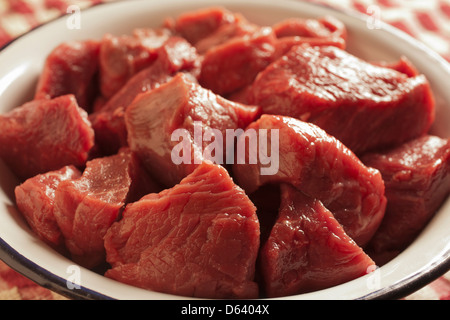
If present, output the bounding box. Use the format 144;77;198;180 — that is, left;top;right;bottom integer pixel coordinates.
232;115;386;246
271;16;347;60
14;165;81;253
199;26;277;96
362;135;450;261
89;107;129;156
35;40;100;111
247;45;435;155
125;73;261;188
98;28;172;99
0;95;94;180
165;7;236;45
89;66;175;156
54;148;161;268
260;184;375;297
272;16;347;40
104;161;260;299
194;13;259;54
90;36;201;155
98;36;200;116
375;56;420;78
273;36;346;60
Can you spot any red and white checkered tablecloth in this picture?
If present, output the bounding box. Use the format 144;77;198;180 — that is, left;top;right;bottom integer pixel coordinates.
309;0;450;62
0;0;449;300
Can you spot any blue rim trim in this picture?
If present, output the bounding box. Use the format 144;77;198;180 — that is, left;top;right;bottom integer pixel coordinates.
0;0;449;300
359;249;450;300
0;237;114;300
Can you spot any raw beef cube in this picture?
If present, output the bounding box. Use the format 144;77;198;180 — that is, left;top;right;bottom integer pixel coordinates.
89;107;129;156
54;148;161;268
90;36;201;155
104;161;260;299
271;16;347;58
89;66;174;156
199;26;277;96
165;7;236;45
96;36;200;116
14;165;81;253
247;45;435;155
125;73;261;188
272;16;347;40
273;36;345;60
362;135;450;257
154;36;201;76
0;95;94;181
232;115;386;246
194;12;259;54
260;184;375;297
375;56;419;78
99;28;172;99
35;40;100;112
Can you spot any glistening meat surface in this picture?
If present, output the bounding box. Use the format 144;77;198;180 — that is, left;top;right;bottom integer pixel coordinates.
35;40;100;112
4;6;448;299
247;45;435;155
104;161;260;299
260;184;375;297
14;165;81;253
125;73;260;188
363;135;450;262
54;148;160;268
233;115;387;247
0;94;94;181
90;36;201;155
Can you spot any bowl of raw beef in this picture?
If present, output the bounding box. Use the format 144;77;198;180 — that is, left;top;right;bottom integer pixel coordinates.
0;0;449;300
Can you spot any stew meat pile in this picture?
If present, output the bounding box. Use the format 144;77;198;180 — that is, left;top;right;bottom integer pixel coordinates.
1;7;449;299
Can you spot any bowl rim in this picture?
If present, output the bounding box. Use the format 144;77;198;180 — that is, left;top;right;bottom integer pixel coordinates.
0;237;113;300
0;0;449;301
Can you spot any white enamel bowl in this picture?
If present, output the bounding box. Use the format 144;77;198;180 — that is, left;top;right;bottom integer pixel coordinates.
0;0;449;300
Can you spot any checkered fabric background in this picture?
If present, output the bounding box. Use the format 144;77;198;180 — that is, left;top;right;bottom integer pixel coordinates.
0;0;449;300
310;0;450;62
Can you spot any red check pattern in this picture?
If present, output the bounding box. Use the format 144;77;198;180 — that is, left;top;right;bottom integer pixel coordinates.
0;0;449;300
308;0;450;62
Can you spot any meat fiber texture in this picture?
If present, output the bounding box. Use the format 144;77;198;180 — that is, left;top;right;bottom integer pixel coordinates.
362;135;450;263
98;28;172;100
35;40;100;112
0;94;94;181
271;15;347;61
272;15;347;40
125;73;261;188
260;184;375;297
196;16;348;97
246;45;435;155
90;35;201;155
169;7;348;97
4;6;448;300
165;6;241;47
199;26;277;96
233;115;387;247
104;161;260;299
14;166;81;253
53;148;161;269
